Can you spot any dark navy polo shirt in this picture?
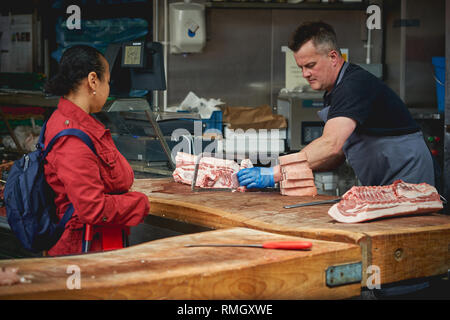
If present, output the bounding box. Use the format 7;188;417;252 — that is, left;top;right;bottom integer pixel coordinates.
324;63;420;136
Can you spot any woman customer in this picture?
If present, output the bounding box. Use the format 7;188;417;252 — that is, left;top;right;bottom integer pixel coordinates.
43;45;150;256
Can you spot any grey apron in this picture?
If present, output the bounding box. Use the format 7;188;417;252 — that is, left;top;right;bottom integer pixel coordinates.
317;63;435;186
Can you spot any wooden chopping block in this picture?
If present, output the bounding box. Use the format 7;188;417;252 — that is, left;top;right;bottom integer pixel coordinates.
0;227;361;300
134;178;450;287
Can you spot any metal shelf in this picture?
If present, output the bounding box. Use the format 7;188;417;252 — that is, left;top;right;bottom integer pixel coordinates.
0;91;58;108
409;108;443;120
205;1;367;10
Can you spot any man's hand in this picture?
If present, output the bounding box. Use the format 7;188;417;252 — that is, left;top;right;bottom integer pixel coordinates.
237;167;275;189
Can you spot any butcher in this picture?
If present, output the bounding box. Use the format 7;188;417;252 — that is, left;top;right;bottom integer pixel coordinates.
238;21;435;190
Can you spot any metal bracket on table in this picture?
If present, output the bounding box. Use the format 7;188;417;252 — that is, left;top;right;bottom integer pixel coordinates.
326;262;362;287
144;110;175;170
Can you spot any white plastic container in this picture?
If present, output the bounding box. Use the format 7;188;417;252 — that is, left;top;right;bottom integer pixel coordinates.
169;2;206;54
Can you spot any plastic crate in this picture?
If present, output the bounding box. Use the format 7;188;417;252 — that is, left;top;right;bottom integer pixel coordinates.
179;110;223;134
197;110;223;134
432;56;445;113
178;110;222;134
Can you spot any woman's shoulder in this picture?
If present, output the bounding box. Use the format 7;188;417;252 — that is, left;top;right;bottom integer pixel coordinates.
46;109;86;135
45;111;92;153
45;110;65;138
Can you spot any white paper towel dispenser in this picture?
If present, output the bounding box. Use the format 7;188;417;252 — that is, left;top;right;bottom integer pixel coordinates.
170;1;206;54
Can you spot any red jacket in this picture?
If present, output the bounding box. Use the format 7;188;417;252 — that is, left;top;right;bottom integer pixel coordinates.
44;98;149;256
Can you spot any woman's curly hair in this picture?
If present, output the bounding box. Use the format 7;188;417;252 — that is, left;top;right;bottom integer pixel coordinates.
44;45;105;96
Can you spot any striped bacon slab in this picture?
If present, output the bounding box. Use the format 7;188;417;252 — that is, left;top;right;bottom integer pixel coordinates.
328;180;443;223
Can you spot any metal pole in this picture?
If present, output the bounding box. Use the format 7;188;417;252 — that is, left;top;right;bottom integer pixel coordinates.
399;0;406;102
444;0;450;214
153;0;159;111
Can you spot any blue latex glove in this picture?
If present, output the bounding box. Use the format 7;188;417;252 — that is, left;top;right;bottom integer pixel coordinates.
237;167;275;189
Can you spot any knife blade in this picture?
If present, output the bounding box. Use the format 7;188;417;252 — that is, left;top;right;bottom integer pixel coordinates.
191;154;202;191
194;188;233;192
185;240;313;250
284;198;340;209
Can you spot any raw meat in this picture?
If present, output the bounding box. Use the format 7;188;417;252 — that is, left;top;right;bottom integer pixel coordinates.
328;180;443;223
278;152;308;165
281;187;318;196
282;169;314;180
0;267;20;286
280;179;315;189
278;152;317;197
172;152;253;190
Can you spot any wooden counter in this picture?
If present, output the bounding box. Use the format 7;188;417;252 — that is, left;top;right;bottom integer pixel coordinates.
132;178;450;286
0;227;361;300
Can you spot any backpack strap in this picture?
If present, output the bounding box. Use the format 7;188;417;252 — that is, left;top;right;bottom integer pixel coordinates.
36;120;47;151
43;128;98;158
40;124;98;241
57;203;74;230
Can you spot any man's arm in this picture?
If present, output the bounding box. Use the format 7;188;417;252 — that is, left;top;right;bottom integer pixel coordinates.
273;116;356;182
312;149;346;172
302;116;356;169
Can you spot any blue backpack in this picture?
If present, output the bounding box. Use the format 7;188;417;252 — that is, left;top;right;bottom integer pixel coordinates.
4;121;97;253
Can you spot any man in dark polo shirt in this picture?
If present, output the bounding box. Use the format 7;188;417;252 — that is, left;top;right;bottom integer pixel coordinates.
238;21;434;189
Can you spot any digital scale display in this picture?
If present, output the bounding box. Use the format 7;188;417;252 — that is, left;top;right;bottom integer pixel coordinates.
121;42;145;68
124;46;141;65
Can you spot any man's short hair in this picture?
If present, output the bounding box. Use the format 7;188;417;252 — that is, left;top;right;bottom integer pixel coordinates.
288;21;340;55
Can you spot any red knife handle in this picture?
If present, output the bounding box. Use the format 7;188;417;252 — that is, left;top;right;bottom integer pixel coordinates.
262;241;312;250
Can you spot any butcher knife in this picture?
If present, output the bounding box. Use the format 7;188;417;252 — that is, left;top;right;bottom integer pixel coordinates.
284;198;340;209
185;240;313;250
